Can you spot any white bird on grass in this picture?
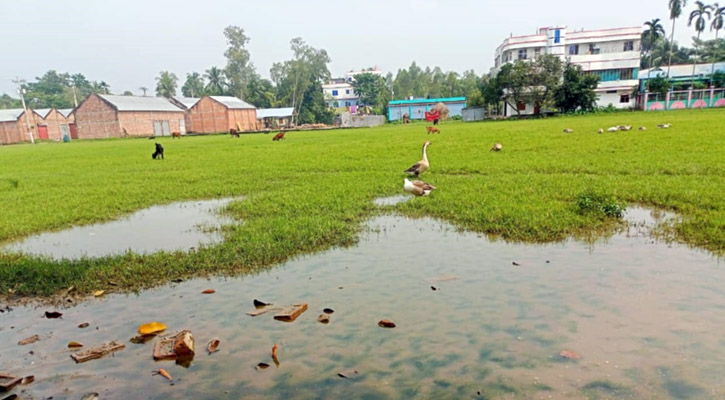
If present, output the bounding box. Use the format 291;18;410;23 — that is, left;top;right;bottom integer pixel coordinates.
404;178;436;196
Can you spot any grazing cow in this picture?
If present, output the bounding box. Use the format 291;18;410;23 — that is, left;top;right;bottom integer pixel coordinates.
171;131;181;139
152;143;164;160
426;126;440;134
230;128;240;138
272;131;286;141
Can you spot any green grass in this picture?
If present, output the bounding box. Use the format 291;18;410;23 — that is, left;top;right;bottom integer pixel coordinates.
1;109;724;297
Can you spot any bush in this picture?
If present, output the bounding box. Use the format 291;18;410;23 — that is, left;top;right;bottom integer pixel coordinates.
576;190;626;218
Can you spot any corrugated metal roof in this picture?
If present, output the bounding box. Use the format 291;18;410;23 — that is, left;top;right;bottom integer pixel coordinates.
639;63;725;80
58;108;74;118
256;107;294;119
99;94;184;112
33;108;53;118
209;96;255;109
0;108;25;123
172;96;201;109
388;97;467;106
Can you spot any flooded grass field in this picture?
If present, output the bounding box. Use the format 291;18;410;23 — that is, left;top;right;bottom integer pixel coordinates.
1;208;723;399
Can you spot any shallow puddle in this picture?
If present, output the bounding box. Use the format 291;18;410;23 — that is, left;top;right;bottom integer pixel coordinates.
1;207;724;399
2;198;238;259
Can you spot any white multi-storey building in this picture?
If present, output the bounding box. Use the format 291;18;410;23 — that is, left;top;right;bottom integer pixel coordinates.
323;67;383;108
493;26;641;115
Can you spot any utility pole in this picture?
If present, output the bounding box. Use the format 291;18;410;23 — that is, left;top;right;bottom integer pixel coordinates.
13;77;34;144
72;86;79;108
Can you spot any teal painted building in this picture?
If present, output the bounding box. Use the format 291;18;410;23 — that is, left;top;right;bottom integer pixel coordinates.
388;97;467;121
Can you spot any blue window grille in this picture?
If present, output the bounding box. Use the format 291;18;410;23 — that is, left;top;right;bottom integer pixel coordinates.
554;29;560;44
332;90;338;96
345;90;350;94
568;44;578;55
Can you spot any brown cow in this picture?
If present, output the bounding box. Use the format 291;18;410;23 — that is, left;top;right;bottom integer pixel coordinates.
171;131;181;139
230;128;240;138
426;126;440;134
272;131;286;141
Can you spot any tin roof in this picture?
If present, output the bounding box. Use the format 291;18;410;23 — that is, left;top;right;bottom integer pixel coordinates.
99;94;184;112
256;107;294;119
0;108;25;122
58;108;74;118
172;96;201;109
33;108;53;118
639;62;725;80
388;97;467;106
209;96;256;109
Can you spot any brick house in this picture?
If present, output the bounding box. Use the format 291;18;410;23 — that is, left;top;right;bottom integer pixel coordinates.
33;108;74;141
187;96;258;133
0;109;36;145
75;94;186;138
169;96;201;135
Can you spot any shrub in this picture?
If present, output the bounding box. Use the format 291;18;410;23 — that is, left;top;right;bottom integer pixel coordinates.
576;190;626;218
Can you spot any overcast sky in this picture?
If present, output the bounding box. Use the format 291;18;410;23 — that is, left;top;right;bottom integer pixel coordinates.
0;0;716;97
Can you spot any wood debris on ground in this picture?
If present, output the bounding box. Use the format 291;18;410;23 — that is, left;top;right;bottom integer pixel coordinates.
70;340;125;363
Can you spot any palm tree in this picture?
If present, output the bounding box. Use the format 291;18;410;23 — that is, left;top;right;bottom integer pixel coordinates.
182;72;205;97
689;1;713;88
643;19;667;91
155;71;178;98
667;0;688;77
711;3;725;77
205;67;227;95
139;86;148;96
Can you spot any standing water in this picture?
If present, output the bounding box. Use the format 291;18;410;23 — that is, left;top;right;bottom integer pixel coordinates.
0;207;723;399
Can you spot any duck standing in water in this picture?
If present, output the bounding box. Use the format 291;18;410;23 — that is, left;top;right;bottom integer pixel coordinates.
404;178;436;196
404;141;431;177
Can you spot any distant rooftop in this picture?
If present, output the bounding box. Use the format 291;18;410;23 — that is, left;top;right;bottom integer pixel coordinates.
98;94;183;112
0;108;25;122
33;108;53;118
58;108;74;118
256;107;294;119
172;96;201;109
388;97;467;106
209;96;255;109
639;62;725;80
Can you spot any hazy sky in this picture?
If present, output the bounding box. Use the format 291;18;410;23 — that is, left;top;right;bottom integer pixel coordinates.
0;0;715;97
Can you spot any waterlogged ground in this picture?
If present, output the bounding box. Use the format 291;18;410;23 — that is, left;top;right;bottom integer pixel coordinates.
1;208;724;399
2;198;237;259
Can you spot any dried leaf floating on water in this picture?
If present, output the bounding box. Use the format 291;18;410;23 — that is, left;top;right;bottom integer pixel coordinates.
317;314;330;324
256;363;270;370
202;289;216;294
18;335;40;346
156;368;172;381
559;350;581;360
130;334;157;344
378;319;396;328
45;311;63;319
207;339;220;354
138;322;166;335
68;341;84;349
323;308;335;314
21;376;34;385
337;369;360;379
78;322;90;329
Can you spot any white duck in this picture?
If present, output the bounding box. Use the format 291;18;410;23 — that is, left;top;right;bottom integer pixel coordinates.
404;178;436;196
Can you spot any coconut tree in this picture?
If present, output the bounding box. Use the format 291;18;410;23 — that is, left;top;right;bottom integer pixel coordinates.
643;19;667;90
155;71;178;98
667;0;689;77
711;3;725;77
205;66;227;95
139;86;148;96
688;1;713;88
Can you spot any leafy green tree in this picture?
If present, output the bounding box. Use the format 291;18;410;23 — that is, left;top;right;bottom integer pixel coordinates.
553;63;600;113
528;54;564;113
181;72;205;97
0;94;21;109
689;1;713;87
668;0;689;76
481;74;504;115
643;19;667;90
205;67;228;95
155;71;178;98
245;75;276;108
710;3;725;75
122;90;133;96
352;72;386;108
712;70;725;86
497;62;531;115
648;76;672;93
223;26;257;100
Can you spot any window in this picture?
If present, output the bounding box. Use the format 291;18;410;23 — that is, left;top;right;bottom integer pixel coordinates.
623;41;634;52
517;101;526;111
620;94;630;103
554;29;561;44
332;90;338;96
518;48;527;60
345;89;350;94
569;44;579;55
588;44;600;54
